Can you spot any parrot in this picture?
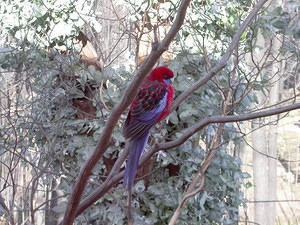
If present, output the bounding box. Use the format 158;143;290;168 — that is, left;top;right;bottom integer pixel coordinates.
123;66;174;190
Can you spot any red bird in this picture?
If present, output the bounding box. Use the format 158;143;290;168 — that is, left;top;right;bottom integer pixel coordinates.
123;66;174;190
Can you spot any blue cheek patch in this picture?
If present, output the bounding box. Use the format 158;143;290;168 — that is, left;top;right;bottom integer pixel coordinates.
163;79;171;85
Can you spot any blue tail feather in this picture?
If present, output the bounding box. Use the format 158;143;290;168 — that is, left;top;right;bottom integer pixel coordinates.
124;132;149;190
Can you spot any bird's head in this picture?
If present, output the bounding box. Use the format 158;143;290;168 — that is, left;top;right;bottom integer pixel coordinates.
148;66;174;85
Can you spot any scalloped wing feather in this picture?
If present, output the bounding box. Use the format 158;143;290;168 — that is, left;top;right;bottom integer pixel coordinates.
123;80;168;140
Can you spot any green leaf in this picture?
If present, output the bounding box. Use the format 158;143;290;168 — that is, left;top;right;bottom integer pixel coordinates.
199;191;208;211
169;111;179;124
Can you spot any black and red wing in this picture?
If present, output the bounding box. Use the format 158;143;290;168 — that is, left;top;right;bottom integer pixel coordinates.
123;80;168;140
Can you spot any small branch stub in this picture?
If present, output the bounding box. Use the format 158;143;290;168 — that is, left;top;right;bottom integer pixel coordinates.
152;25;159;50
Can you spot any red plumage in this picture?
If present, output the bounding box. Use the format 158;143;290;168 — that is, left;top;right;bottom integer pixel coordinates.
123;66;174;190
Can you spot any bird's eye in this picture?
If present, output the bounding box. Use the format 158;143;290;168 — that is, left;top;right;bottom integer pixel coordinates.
163;74;169;79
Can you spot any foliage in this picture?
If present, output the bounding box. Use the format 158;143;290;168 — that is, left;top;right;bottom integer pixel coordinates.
129;146;248;225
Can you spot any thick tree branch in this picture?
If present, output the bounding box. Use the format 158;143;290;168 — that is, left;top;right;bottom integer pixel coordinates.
62;0;192;224
74;145;129;217
159;103;300;151
171;0;269;112
75;102;300;216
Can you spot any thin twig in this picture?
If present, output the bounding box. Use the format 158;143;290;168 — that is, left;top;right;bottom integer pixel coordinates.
100;79;111;112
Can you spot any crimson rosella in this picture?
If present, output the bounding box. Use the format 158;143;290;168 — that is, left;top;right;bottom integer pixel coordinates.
123;66;174;190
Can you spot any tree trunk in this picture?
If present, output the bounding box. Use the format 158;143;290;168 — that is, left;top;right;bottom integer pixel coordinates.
250;22;270;223
267;33;281;225
252;96;268;225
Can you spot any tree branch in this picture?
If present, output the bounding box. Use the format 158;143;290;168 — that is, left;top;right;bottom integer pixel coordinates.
168;122;224;225
171;0;269;112
62;0;192;224
74;144;129;217
168;171;205;225
160;103;300;151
